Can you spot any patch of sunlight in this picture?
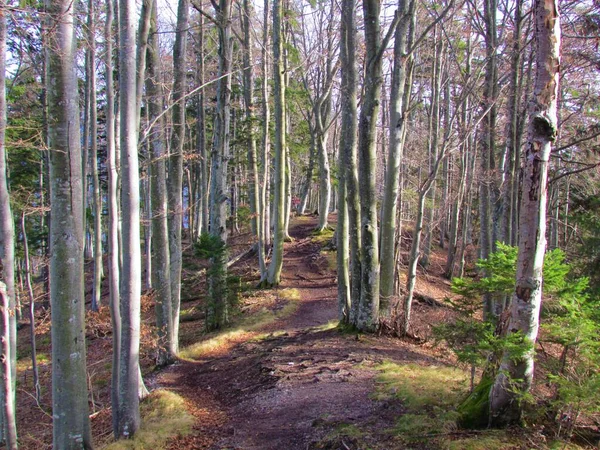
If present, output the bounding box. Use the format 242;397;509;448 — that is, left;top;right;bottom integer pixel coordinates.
102;390;194;449
394;410;459;443
442;430;520;450
279;288;301;300
314;320;340;332
179;296;300;360
374;362;469;409
17;352;50;372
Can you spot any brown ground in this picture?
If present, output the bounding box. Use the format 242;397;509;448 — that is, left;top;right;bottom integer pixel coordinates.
12;214;469;449
151;215;456;450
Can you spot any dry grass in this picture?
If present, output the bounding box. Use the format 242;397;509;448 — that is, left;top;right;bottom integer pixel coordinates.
102;390;194;449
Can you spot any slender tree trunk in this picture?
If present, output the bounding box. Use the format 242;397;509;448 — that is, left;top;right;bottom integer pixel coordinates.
168;0;189;353
356;0;390;331
207;0;233;327
489;0;560;426
147;0;175;366
88;0;103;312
265;0;286;286
46;0;93;444
340;0;361;326
241;0;266;277
380;0;414;313
0;283;15;450
118;0;142;435
298;130;316;215
480;0;499;321
196;9;209;237
421;35;443;268
261;0;271;250
104;0;121;435
22;213;41;404
0;5;17;444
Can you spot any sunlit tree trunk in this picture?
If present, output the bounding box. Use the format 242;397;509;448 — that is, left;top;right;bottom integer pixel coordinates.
265;0;286;286
87;0;103;312
118;0;142;435
489;0;560;427
46;0;93;444
0;5;17;445
147;0;175;366
379;0;414;313
104;0;122;435
261;0;271;250
241;0;266;278
208;0;233;327
168;0;189;352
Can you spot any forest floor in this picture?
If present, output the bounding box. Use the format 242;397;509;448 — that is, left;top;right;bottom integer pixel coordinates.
14;215;590;449
152;214;469;450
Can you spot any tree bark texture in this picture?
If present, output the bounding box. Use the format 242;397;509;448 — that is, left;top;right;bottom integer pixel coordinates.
118;0;142;435
147;0;175;366
46;0;93;444
168;0;189;353
266;0;286;286
0;6;16;444
489;0;560;427
208;0;233;328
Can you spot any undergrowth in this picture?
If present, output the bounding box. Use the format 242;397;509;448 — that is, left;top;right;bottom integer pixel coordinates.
374;362;518;448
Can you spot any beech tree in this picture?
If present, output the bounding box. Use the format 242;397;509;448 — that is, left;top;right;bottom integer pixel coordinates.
489;0;561;426
0;2;17;446
118;0;143;435
265;0;286;286
46;0;93;444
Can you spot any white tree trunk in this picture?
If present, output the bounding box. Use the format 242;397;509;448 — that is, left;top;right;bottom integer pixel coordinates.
489;0;560;426
118;0;142;435
46;0;93;444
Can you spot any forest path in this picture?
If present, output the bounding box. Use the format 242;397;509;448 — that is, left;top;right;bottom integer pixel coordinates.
156;216;431;449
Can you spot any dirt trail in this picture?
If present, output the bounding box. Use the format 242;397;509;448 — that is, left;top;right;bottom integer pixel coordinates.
156;216;441;449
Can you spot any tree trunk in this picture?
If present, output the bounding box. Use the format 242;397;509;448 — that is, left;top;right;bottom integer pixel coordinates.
241;0;267;278
261;0;271;250
207;0;233;328
88;0;103;313
480;0;499;321
22;213;41;404
46;0;93;444
0;283;16;450
168;0;189;352
379;0;414;314
104;0;122;435
489;0;560;426
147;0;175;366
118;0;142;435
356;0;389;331
339;0;361;326
0;6;17;444
265;0;286;286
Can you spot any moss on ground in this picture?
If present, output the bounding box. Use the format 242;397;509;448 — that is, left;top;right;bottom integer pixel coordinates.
102;390;194;449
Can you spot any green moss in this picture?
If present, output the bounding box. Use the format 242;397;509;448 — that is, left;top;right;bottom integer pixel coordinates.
311;227;335;244
443;430;518;450
456;376;493;428
102;390;194;449
374;362;469;409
